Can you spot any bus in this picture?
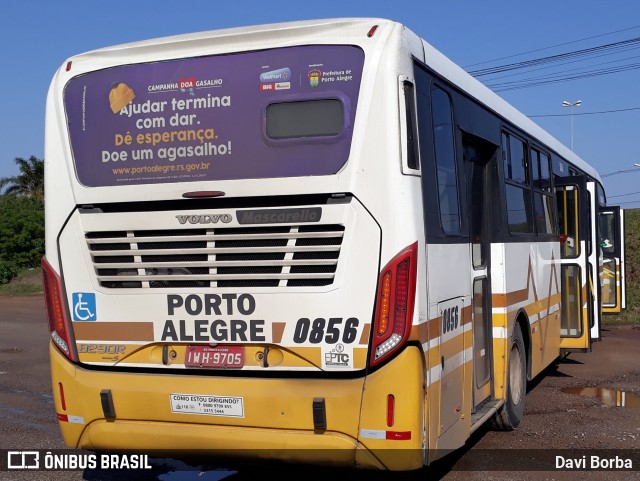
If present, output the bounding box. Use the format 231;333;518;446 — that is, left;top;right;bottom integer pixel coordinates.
43;18;626;470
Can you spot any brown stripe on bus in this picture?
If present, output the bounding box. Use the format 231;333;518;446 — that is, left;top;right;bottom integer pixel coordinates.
358;324;371;345
271;322;286;344
414;304;473;344
73;322;154;341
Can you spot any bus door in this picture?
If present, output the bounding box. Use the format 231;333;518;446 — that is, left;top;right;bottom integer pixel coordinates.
555;176;598;351
586;181;601;342
600;206;626;314
464;134;496;410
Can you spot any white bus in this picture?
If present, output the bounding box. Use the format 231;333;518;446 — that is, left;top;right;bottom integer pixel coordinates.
43;18;625;470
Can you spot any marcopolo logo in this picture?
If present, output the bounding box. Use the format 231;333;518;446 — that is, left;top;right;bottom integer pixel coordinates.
237;208;322;225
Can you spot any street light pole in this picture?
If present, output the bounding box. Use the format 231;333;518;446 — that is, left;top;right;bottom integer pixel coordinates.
562;100;582;151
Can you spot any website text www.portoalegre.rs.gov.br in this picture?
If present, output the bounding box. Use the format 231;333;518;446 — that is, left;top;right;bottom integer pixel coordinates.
112;162;211;176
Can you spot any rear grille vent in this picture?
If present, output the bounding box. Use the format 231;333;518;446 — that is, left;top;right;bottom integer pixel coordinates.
86;225;345;288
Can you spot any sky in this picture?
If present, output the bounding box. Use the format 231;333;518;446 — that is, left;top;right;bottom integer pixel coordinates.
1;0;640;206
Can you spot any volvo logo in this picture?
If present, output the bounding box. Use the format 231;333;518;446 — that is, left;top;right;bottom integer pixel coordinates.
176;214;233;225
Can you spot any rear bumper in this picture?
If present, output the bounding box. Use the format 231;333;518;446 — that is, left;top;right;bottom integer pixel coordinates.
50;342;425;470
76;420;377;468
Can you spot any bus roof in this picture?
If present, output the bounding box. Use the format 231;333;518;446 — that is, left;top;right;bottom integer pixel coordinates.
418;35;602;183
64;17;601;184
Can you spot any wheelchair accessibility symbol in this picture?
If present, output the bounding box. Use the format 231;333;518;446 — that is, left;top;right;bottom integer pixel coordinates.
72;292;97;321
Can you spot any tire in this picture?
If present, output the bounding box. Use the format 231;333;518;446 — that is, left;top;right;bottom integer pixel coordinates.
491;322;527;431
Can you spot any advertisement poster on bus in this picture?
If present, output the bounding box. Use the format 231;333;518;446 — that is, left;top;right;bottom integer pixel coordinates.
64;45;364;187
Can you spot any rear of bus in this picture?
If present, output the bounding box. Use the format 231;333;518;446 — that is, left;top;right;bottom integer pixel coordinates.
43;19;426;470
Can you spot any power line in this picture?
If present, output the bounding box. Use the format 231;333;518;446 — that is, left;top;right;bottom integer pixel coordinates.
465;27;640;92
528;106;640;118
608;190;640;198
469;37;640;77
486;62;640;91
463;25;640;68
485;51;640;83
601;168;640;178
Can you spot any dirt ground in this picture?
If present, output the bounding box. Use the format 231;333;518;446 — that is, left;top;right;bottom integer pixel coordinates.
482;324;640;450
0;295;638;480
427;324;640;481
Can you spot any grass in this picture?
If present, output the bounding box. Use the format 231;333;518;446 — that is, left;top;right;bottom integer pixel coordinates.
0;266;43;296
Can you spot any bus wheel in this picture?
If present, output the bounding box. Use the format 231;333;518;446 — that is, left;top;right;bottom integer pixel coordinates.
491;322;526;431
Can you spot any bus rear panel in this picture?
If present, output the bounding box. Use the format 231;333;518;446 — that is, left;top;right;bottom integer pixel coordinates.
44;20;427;470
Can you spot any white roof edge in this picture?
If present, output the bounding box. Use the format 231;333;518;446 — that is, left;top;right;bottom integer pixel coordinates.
419;39;601;183
73;18;392;55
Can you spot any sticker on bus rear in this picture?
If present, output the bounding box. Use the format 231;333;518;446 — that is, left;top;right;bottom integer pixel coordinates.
170;393;244;418
322;343;354;369
72;292;97;321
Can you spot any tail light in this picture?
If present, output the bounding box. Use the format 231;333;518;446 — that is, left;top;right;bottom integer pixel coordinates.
370;242;418;367
42;257;78;362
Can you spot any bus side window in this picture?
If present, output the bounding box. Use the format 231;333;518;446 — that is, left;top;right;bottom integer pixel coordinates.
431;86;461;236
403;81;420;170
531;148;556;235
502;132;534;235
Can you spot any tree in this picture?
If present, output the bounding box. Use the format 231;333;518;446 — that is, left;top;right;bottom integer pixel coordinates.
0;195;44;283
0;156;44;199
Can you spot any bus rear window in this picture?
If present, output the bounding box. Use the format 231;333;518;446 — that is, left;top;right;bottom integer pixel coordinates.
266;100;344;139
64;45;364;187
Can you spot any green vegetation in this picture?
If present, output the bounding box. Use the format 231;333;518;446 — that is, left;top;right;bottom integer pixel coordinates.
0;195;44;284
0;156;45;286
605;208;639;326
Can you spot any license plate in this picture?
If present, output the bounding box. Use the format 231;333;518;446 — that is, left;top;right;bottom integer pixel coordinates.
185;345;245;368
